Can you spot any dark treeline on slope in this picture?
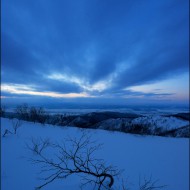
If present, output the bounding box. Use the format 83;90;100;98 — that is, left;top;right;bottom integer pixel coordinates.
1;104;48;124
0;104;189;138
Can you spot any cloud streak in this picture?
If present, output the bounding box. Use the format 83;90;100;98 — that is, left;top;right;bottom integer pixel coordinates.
1;84;90;98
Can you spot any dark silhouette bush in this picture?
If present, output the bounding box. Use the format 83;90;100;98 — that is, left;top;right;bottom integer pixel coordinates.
15;104;49;124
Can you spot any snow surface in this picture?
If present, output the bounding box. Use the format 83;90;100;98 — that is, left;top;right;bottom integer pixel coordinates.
1;118;189;190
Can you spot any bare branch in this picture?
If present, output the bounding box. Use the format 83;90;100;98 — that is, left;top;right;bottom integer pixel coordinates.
139;175;167;190
26;137;51;155
28;135;166;190
29;134;120;189
12;119;22;134
2;129;13;137
2;119;22;137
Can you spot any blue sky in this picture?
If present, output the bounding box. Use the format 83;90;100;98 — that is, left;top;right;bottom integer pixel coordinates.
1;0;189;107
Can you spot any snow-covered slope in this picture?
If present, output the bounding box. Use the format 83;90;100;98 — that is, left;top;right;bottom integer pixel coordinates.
132;115;189;130
1;118;189;190
93;115;189;137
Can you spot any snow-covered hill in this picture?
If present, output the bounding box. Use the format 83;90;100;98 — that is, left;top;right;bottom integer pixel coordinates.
1;118;189;190
93;114;189;137
132;115;188;130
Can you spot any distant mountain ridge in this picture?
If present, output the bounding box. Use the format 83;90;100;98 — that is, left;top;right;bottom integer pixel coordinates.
1;111;189;138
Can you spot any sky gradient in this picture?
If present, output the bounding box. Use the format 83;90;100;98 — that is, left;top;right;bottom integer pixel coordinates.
1;0;189;107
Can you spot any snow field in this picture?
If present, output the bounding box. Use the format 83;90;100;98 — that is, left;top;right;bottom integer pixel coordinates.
1;118;189;190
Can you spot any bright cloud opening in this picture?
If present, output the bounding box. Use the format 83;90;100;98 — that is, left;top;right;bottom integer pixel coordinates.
47;73;110;92
1;83;91;98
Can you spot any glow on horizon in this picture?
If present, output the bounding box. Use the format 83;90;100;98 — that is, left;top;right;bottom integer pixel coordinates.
1;72;189;102
1;84;91;98
126;73;189;101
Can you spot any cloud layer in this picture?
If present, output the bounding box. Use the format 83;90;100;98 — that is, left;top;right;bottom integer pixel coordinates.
1;0;189;103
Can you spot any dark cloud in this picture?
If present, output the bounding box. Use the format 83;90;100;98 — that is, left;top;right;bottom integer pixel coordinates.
1;0;189;100
37;79;83;93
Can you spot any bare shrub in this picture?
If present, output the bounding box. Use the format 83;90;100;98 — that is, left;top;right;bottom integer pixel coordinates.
0;106;6;117
35;107;48;124
139;176;166;190
27;137;51;155
116;176;166;190
12;119;22;134
29;107;39;123
29;107;48;124
2;119;22;137
28;133;120;190
15;103;29;120
2;129;13;137
27;135;166;190
15;104;49;124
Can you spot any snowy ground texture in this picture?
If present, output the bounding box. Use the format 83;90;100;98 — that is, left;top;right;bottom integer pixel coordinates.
1;118;189;190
